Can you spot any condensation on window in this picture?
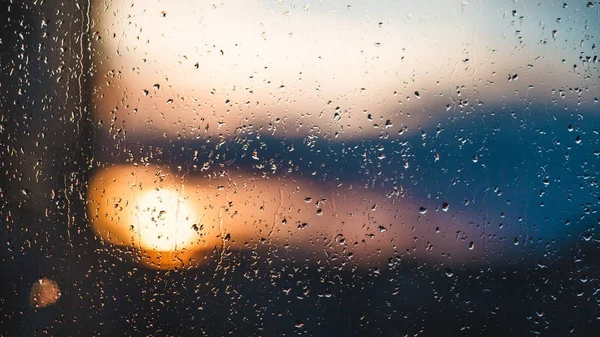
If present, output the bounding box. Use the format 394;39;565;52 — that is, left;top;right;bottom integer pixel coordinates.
1;0;598;336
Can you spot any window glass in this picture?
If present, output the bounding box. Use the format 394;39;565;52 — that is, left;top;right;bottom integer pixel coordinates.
1;0;598;335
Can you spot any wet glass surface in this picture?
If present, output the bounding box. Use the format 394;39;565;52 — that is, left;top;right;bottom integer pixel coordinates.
1;1;599;336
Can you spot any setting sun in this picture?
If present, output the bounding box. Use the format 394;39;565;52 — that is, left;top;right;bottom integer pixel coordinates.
133;188;200;252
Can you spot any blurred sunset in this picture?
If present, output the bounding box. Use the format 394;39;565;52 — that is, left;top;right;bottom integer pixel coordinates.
86;0;599;270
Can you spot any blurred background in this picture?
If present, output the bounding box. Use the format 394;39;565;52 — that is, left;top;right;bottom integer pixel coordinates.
1;0;599;336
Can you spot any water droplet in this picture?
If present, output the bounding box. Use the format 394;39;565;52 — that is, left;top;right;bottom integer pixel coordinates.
442;202;449;212
419;207;428;214
30;278;61;308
